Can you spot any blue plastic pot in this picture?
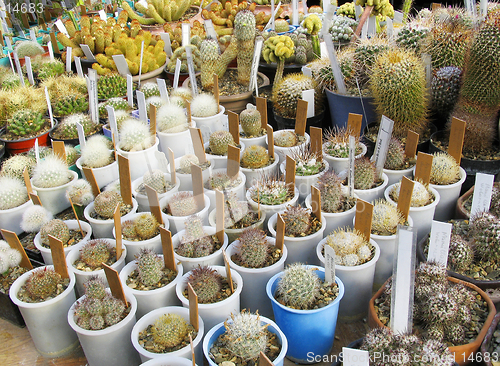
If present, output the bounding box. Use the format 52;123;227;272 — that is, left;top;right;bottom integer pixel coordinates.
325;88;377;136
266;266;344;364
202;316;288;366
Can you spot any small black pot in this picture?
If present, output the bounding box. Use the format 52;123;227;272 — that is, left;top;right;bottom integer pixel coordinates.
258;62;302;85
273;107;325;134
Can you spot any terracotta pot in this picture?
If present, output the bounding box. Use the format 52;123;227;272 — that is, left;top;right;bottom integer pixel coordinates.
368;277;496;366
480;311;500;366
456;185;474;220
0;123;56;155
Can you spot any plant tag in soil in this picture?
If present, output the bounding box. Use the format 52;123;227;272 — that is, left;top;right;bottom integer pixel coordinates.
227;111;240;145
342;347;369;366
34;138;40;163
149;104;156;136
166;148;176;183
301;66;312;77
138;40;145;87
267;125;274;157
361;17;368;39
397;176;414;221
12;51;24;86
292;0;299;25
74;56;84;78
117;155;133;205
347;113;363;137
324;244;336;284
310;127;322;162
52;140;66;162
470;173;495;221
98;9;106;21
181;22;190;47
256;97;268;129
29;28;37;42
174;58;181;89
189;127;207;163
386;17;393;39
66;46;72;73
422;53;431;89
127;74;133;107
49;235;69;278
301;89;315;118
106;105;119;146
25;56;34;85
1;230;32;270
7;52;14;74
355;199;373;242
391;225;416;334
88;69;99;123
113;204;123;259
481;0;488;17
204;19;218;41
427;220;452;267
275;214;284;251
393;11;403;24
191;164;205;211
227;145;240;178
160;227;176;271
82;167;100;197
367;15;376;36
249;37;263;93
324;33;346;95
285;156;296;197
371;115;394;179
414;152;433;185
103;264;127;305
185;46;198;96
76;122;86;148
449;117;466;165
112;54;131;78
80;44;96;62
348;136;355;197
157;78;169;103
44;86;54;127
160;32;172;57
405;130;419;159
136;90;147;122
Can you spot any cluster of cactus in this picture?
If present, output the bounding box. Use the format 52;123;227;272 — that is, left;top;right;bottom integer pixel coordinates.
187;266;224;304
220;193;251;229
0;155;36;180
118;119;154;151
191;93;219;118
6;109;46;138
262;35;294;89
384;137;406;170
166;191;199;217
167;44;202;74
470;212;500;263
143;169;170;193
276;263;320;309
73;277;126;330
249;177;290;206
170;87;192;108
429;152;460;185
39;219;70;247
151;313;191;349
272;73;321;119
240;107;262;137
391;180;432;207
447;234;474;273
354;157;377;190
136;249;164;286
274;130;298;148
99;97;131;118
55;113;99;140
328;15;356;42
206;171;239;191
94;191;125;219
14;40;44;58
235;228;272;268
0;241;22;274
121;0;191;24
24;267;63;301
350;37;390;90
176;215;215;258
371;199;404;236
34;58;66;80
241;145;270;169
431;66;462;117
199;35;237;91
395;25;430;53
122;213;160;241
222;311;268;361
80;135;115;169
209;130;235;155
281;205;313;237
337;2;356;18
0;176;29;210
315;171;346;213
97;73;128;99
323;127;361;158
355;0;394;19
53;95;90;117
67;179;94;207
325;228;372;266
21;206;53;233
282;32;315;65
31;154;72;189
0;71;27;90
79;239;112;268
0;85;47;122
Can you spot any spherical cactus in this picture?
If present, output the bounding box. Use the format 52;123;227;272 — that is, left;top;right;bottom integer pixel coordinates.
1;155;36;180
272;73;321;119
118;119;154;152
276;263;320;309
448;234;474;273
134;213;160;240
151;313;190;348
21;205;53;233
167;192;198;217
0;241;22;272
431;66;462;116
274;130;297;148
223;311;268;361
136;249;164;286
384;137;406;170
240;108;262;137
241;145;270;169
143;169;168;193
80;135;114;169
170;87;192;104
83;276;107;299
281;205;312;237
236;228;271;268
157;102;188;133
392;180;432;207
207;172;236;190
316;171;343;213
179;154;200;172
209;130;235;156
7;109;47;137
56;113;98;140
371;199;404;236
99;97;130;118
94;191;123;219
187;266;223;304
40;219;70;246
66;179;94;207
430;152;460;185
191;93;218;118
32;154;71;188
274;19;290;33
14;40;44;58
25;267;63;301
354;157;377;190
470;212;500;262
0;176;29;210
80;239;111;268
97;73;128;99
325;228;369;266
140;82;161;99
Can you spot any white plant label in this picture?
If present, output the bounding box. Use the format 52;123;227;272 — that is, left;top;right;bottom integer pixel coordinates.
13;51;24;86
321;6;335;38
465;0;476;17
324;34;346;95
127;74;134;108
348;135;355;197
98;9;107;21
75;56;84;78
204;19;218;41
25;56;34;85
34;138;40;163
185;46;198;96
301;90;315;118
302;66;312;77
249;38;263;92
324;244;336;284
76;121;86;148
112;54;131;76
386;18;393;39
157;78;169;103
471;173;495;220
371;115;394;179
29;28;36;42
391;226;416;334
155;151;170;173
173;58;181;89
264;1;281;31
80;44;96;62
367;15;376;36
160;32;172;57
138;40;145;87
181;22;190;47
66;46;72;73
136;90;147;122
427;220;452;267
7;52;15;73
47;41;54;61
1;20;8;33
480;0;488;17
342;348;370;366
302;0;307;16
394;11;403;24
88;69;98;123
422;53;431;89
292;0;299;25
361;17;369;39
106;105;119;144
44;87;54;127
5;36;12;51
55;19;69;37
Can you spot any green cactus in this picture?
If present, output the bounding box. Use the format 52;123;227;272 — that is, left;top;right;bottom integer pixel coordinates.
200;38;220;91
240;108;262;137
274;19;289;33
139;83;161;99
40;219;70;247
395;26;429;53
274;130;297;148
99;97;131;118
53;95;90;118
0;155;36;180
371;199;404;236
177;215;215;258
24;267;63;301
157;102;188;133
0;176;29;210
167;44;202;74
430;152;460;185
276;263;320;309
79;239;112;268
118;119;154;152
32;154;72;189
325;228;372;266
36;59;66;80
223;311;268;361
134;213;160;240
431;66;462;117
234;10;256;86
187;266;223;304
1;72;27;90
447;234;474;273
281;205;312;237
143;169;168;193
262;35;294;89
384;137;406;170
55;113;99;140
354;157;377;190
151;313;190;348
191;93;218;118
97;73;129;99
206;171;238;191
272;73;321;119
249;177;290;206
241;145;270;169
166;192;198;217
470;212;500;262
236;228;272;268
209;130;235;156
6;109;47;138
136;249;164;286
315;171;344;213
94;191;123;219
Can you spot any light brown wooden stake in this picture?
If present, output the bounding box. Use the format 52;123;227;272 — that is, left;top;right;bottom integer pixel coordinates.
222;249;234;293
68;197;85;237
266;125;274;158
213;73;220;107
353;6;373;38
190;334;196;366
448;117;466;165
50;32;59;54
354;199;373;242
48;235;69;278
311;186;322;222
145;185;163;225
44;8;51;22
167;148;176;184
103;264;128;306
227;145;240;178
275;214;285;252
295;99;308;137
405;130;419;159
0;31;4;47
256;97;268;129
21;13;29;28
310;127;323;162
112;3;117;13
215;190;225;244
187;283;199;331
186;101;192;125
117;155;133;206
52;140;66;162
431;2;442;9
227;111;240;145
113;204;123;260
39;17;47;30
191;164;205;212
259;351;274;366
189;127;207;164
1;230;32;270
397;176;414;221
414;152;433;185
149;104;157;137
85;0;91;8
5;15;12;28
82;167;101;197
285;156;296;198
29;193;42;206
347;113;363;137
160;227;176;271
23;167;33;194
80;4;87;15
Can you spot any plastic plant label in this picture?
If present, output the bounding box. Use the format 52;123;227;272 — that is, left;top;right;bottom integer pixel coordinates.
342;348;369;366
34;138;40;163
427;220;452;266
292;0;299;25
76;121;86;148
301;89;315;118
44;87;54;127
138;40;145;87
465;0;476;17
80;44;96;62
204;19;218;41
386;17;393;38
448;117;466;165
481;0;488;17
25;56;34;85
264;1;282;31
321;6;335;39
173;58;181;89
470;173;495;220
55;19;69;36
127;74;133;108
66;46;72;73
112;54;131;77
98;9;106;21
182;22;190;47
106;105;119;145
348;135;355;197
391;225;416;334
29;28;36;42
414;152;433;185
347;113;363;137
324;244;336;284
7;52;14;73
88;69;99;123
301;66;312;77
249;38;263;93
5;36;13;51
157;78;169;102
393;11;403;24
13;51;24;86
47;41;54;60
361;17;368;39
185;47;198;96
422;53;432;88
155;151;170;173
74;56;84;78
367;15;376;36
160;32;172;57
324;34;346;95
371;115;394;179
136;90;147;122
302;0;307;16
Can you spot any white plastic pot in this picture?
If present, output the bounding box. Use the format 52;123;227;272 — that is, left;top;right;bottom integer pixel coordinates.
34;220;92;265
191;105;226;143
131;173;181;212
204;169;246;212
171;226;229;274
157;128;193;159
204;141;246;170
430;167;466;222
239;125;267;149
139;356;198;366
168;157;214;192
351;172;389;204
83;198;138;239
75;158;119;190
246;186;299;229
240;152;280;189
323;142;367;175
383;164;415;187
116;137;160;181
0;198;34;235
159;192;210;235
31;170;78;214
280;159;329;204
208;206;266;244
119;259;183;319
269;129;310;165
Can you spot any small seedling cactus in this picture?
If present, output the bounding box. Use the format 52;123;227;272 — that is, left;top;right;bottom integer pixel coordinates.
32;154;72;188
0;241;22;274
354;157;377;190
430;152;461;185
371;199;404;236
325;228;372;266
249;177;291;206
289;143;324;176
21;206;53;233
39;219;71;246
80;135;114;169
136;249;164;287
222;311;268;361
187;266;224;304
235;228;272;268
166;191;199;217
209;130;235;156
151;313;191;348
99;97;130;118
391;180;432;207
79;239;112;268
191;93;218;118
24;267;63;301
177;215;215;258
129;213;160;240
93;191;123;219
140;83;161;99
241;145;270;169
157;102;188;133
274;130;297;148
276;263;320;309
281;205;313;237
66;179;94;207
178;154;200;173
0;176;29;210
240;107;262;137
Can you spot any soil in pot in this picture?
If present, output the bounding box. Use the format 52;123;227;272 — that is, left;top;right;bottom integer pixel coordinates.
138;318;198;354
15;267;71;303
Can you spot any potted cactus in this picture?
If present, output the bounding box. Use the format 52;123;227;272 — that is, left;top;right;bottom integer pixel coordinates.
66;179;95;220
239;106;267;148
160;191;211;234
323;128;368;174
50;113;101;145
189;93;225;143
343;157;389;203
239;145;280;189
225;228;287;318
169;154;214;192
0;176;34;235
132;169;180;212
266;264;345;363
317;227;380;322
171;215;229;273
204;169;246;211
68;277;141;366
271;129;310;165
383;137;416;186
97;73;131;100
204;130;245;170
203;311;288;366
156;101;193;159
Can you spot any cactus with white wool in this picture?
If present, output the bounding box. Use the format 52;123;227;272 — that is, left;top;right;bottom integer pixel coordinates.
80;134;114;169
0;176;29;210
32;154;72;188
118;119;154;151
157;102;188;133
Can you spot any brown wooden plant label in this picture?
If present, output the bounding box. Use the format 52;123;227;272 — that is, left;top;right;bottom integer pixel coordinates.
49;32;59;55
354;199;373;242
1;230;32;270
266;125;274;158
227;145;240;178
52;140;66;162
448;117;466;165
117;155;133;206
23;167;33;195
187;282;199;331
215;190;225;244
149;104;157;137
256;97;268;129
189;127;207;164
295;99;308;137
227;111;240;145
285;156;296;198
29;193;43;206
191;163;205;212
80;4;86;15
213;73;220;107
113;204;123;260
275;214;285;252
82;167;101;197
397;176;414;221
311;186;322;223
103;263;128;306
167;148;177;184
190;334;196;366
405;130;419;159
159;227;176;271
145;185;164;225
222;249;234;293
186;101;192;125
347;113;363;137
310;126;323;162
48;235;69;279
413;152;433;185
68;197;85;237
259;351;274;366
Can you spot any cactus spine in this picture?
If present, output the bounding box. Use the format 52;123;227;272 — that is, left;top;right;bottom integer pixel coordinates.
24;267;63;301
240;107;262;137
0;176;29;210
234;10;256;86
223;311;268;361
187;266;223;304
136;249;164;286
241;145;270;169
32;154;72;188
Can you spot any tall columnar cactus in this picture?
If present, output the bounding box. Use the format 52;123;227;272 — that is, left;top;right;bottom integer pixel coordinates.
241;145;270;169
234;10;256;86
223;311;268;361
281;205;312;237
40;219;71;246
209;130;235;155
94;191;123;219
262;35;294;90
200;38;220;91
272;73;321;119
6;109;47;138
276;263;320;309
315;171;344;213
187;266;224;304
80;239;112;268
157;102;188;133
430;152;460;185
32;154;72;188
118;119;154;151
24;267;63;301
0;176;29;210
240;107;262;137
236;228;272;268
136;249;164;286
369;49;428;138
